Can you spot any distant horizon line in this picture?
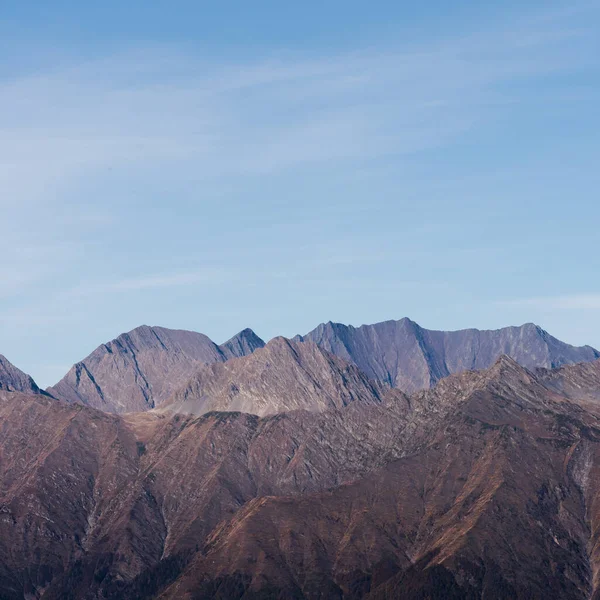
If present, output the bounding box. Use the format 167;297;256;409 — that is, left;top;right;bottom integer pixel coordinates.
4;316;598;391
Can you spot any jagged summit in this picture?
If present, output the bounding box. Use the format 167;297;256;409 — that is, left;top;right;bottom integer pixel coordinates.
219;328;265;359
296;318;599;392
47;325;263;413
0;354;43;395
163;337;385;417
487;352;531;376
45;318;600;414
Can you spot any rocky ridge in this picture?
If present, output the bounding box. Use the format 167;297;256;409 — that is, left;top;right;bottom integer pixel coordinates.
163;337;386;417
47;325;265;413
219;328;266;360
0;354;44;395
46;319;600;415
295;318;600;392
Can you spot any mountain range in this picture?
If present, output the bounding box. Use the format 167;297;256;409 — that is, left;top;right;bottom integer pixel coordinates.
2;317;600;598
39;318;600;413
163;337;386;417
47;326;266;413
295;318;600;391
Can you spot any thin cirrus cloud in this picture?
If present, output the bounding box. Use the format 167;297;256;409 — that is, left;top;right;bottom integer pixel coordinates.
66;268;233;296
0;3;596;322
0;268;234;328
501;294;600;310
1;1;599;387
0;5;597;208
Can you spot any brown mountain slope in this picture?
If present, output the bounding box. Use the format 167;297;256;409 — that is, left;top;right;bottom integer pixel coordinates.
2;358;600;598
163;337;386;417
160;358;600;599
47;326;264;413
0;387;410;599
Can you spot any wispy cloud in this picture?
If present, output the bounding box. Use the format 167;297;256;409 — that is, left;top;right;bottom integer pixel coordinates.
67;268;231;296
500;294;600;310
0;241;81;298
1;3;596;208
1;0;599;383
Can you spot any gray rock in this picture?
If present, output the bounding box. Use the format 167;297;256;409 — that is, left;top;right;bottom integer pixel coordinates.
48;325;263;413
296;318;600;392
0;354;43;395
537;357;600;405
219;328;265;359
164;337;386;417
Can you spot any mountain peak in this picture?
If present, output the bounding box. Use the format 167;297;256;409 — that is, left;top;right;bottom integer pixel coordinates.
48;326;226;412
0;354;43;395
164;337;385;417
490;353;524;370
48;325;266;413
219;328;265;360
484;353;536;386
296;318;599;392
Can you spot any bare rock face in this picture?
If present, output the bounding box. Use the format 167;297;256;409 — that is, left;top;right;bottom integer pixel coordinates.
164;337;386;417
47;326;264;413
537;358;600;406
0;354;43;395
47;325;224;412
3;358;600;598
46;318;598;414
218;328;265;359
295;318;600;392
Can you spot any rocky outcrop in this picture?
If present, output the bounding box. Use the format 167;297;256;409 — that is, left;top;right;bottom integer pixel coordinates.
47;326;264;413
0;354;43;395
218;328;265;359
537;357;600;406
295;318;600;392
164;337;386;417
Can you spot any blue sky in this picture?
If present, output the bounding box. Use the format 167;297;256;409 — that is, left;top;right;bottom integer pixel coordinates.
1;0;599;387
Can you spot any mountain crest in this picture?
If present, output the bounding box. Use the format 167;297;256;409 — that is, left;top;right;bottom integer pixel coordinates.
488;353;528;373
164;337;385;417
0;354;43;395
48;325;261;413
296;319;599;393
219;328;265;359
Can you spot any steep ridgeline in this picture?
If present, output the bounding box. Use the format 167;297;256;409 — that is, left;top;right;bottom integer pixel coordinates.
295;318;600;392
537;357;600;406
3;358;600;598
48;326;265;413
163;337;386;417
0;354;44;395
218;328;266;359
